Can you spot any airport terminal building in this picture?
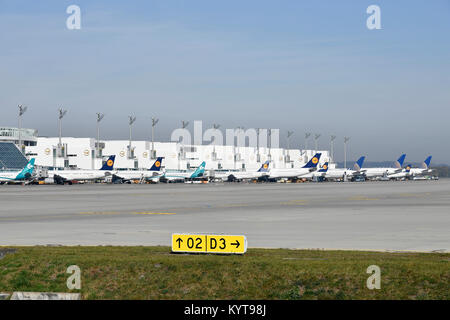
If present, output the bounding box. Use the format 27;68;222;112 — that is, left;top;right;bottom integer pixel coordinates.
1;127;331;172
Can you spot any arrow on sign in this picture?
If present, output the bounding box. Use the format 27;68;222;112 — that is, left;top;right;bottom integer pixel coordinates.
231;240;240;248
176;238;183;248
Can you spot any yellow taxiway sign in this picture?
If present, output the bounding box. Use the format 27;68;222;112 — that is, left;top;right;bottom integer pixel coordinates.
172;234;247;254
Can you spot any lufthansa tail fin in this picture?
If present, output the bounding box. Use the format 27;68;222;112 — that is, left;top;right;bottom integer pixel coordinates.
405;164;412;173
353;156;365;172
318;162;329;173
100;155;115;170
302;153;321;168
257;161;270;172
394;154;406;169
422;156;432;169
150;157;164;171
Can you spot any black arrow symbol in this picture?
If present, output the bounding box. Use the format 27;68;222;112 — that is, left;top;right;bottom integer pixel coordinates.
176;238;183;248
231;240;240;248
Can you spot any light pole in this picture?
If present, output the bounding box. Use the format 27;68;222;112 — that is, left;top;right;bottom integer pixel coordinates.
58;108;67;150
212;124;220;157
128;116;136;159
330;135;336;163
314;133;321;154
96;113;105;158
304;132;311;158
151;117;159;159
235;126;243;169
256;128;260;162
344;136;350;169
18;105;27;154
287;131;294;150
179;121;189;168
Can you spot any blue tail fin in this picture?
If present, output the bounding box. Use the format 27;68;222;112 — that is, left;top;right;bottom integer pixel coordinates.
257;161;270;172
422;156;432;169
318;162;329;173
353;156;365;171
100;155;115;170
394;154;406;168
405;164;412;173
302;153;321;168
191;161;206;178
150;157;164;171
15;158;35;180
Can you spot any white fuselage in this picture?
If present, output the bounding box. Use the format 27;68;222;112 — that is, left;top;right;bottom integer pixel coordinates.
268;168;314;179
48;170;110;181
113;170;163;181
214;171;267;181
0;170;22;182
323;169;360;180
362;167;400;178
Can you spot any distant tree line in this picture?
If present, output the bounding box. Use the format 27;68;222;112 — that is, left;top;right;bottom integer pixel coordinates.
431;166;449;178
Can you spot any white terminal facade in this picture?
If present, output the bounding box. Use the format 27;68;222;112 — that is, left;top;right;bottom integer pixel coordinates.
5;127;332;172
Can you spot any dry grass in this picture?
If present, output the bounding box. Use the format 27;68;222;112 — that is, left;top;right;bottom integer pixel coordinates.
0;247;448;300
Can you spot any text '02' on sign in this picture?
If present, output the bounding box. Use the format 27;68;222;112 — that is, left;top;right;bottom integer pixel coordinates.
172;234;247;254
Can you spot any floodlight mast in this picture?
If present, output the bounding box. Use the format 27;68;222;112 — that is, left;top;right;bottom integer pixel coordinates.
151;117;159;159
304;132;311;159
18;105;28;154
314;133;321;154
256;128;260;162
344;136;351;169
128;116;136;158
179;121;189;167
96;113;105;158
58;108;67;148
212;124;220;155
330;135;337;163
287;131;294;150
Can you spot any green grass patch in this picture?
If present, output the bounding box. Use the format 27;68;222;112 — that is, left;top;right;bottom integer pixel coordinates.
0;247;448;300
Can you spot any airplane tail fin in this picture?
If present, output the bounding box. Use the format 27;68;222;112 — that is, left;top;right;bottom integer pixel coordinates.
353;156;365;172
421;156;432;169
302;153;321;168
191;161;206;177
257;161;270;172
394;154;406;169
16;158;35;180
100;155;115;170
318;162;329;173
405;164;412;173
150;157;164;171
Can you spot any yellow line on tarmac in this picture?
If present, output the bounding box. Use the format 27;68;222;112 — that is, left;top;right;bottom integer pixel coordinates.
79;211;120;215
132;212;176;215
348;196;379;201
280;200;308;206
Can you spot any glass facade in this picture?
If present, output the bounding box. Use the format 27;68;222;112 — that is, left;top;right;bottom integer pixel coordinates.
0;142;28;170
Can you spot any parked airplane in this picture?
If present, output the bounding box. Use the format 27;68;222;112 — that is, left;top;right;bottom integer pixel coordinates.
388;156;432;179
112;157;164;183
360;154;406;179
50;155;115;184
301;161;329;180
161;161;206;182
268;153;322;180
0;158;36;183
322;156;366;181
214;161;270;182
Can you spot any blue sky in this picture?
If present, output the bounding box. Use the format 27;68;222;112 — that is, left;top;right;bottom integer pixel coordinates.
1;0;449;163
